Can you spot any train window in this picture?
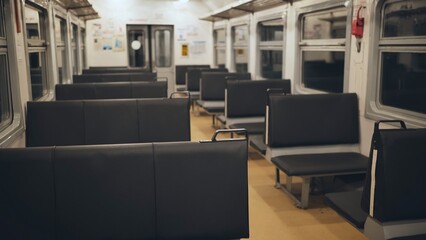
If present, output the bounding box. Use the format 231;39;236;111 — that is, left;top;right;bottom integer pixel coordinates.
81;28;86;69
71;23;78;74
232;25;249;73
25;4;50;100
214;28;226;68
367;0;426;126
55;16;67;83
0;0;23;145
297;3;351;93
0;52;12;132
382;1;426;38
154;29;172;67
258;18;284;79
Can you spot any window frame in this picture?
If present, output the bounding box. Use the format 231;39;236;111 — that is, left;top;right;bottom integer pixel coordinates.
24;1;53;101
231;20;250;73
213;25;226;69
0;0;24;147
53;12;68;84
257;12;286;79
70;20;79;75
294;0;353;94
365;0;426;127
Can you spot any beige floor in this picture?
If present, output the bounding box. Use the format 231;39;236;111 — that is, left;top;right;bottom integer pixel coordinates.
190;112;367;240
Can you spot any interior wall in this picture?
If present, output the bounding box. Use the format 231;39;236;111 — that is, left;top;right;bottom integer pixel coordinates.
86;0;214;67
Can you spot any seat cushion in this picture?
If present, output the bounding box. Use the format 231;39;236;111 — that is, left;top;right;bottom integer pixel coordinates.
325;191;367;229
229;122;264;135
272;152;368;176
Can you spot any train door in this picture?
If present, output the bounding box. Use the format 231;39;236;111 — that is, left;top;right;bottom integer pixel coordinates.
127;25;174;95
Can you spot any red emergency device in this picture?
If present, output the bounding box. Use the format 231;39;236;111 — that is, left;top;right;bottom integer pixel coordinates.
352;6;364;38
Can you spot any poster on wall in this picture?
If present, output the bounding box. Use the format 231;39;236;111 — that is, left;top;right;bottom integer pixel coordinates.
181;43;189;57
190;41;206;55
113;35;125;52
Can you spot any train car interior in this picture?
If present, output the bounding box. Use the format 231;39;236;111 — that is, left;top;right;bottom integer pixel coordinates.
0;0;425;239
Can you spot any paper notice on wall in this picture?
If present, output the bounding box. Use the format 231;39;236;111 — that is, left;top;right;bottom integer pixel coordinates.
190;41;206;55
113;35;125;52
181;43;189;57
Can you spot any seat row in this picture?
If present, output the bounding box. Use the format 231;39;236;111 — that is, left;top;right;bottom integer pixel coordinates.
0;133;249;240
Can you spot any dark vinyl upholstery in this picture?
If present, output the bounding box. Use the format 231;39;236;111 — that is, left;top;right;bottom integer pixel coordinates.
175;65;210;85
84;100;140;144
268;93;359;148
361;129;426;222
26;101;85;147
54;144;156;239
0;140;249;239
83;67;148;74
138;98;191;142
186;68;228;91
26;98;190;147
226;79;291;118
73;72;157;83
272;152;368;176
56;82;167;100
200;72;251;101
0;148;55;239
154;141;249;240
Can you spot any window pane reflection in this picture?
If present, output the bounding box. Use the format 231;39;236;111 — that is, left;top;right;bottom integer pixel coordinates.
215;29;226;44
233;25;248;45
155;30;171;67
302;51;344;93
216;48;225;68
0;54;12;130
260;19;283;41
261;50;282;79
127;29;145;68
380;52;426;114
383;0;426;38
25;7;43;40
29;52;47;100
302;8;347;40
56;48;66;83
234;49;248;73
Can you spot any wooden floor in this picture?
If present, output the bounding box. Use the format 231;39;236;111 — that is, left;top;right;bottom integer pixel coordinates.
190;111;367;240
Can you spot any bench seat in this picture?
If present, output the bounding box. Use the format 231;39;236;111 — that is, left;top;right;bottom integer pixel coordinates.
0;135;249;240
272;152;368;176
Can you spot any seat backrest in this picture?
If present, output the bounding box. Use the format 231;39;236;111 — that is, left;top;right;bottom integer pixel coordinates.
186;68;228;91
138;98;191;142
26;98;190;147
267;93;359;147
0;147;55;239
200;72;252;101
175;65;210;85
226;79;291;118
153;140;249;239
361;128;426;222
0;139;249;240
82;67;148;74
26;101;85;147
73;72;157;83
55;82;167;100
54;144;156;239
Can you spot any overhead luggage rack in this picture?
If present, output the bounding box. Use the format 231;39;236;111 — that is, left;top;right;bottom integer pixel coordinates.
201;0;291;21
54;0;100;20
